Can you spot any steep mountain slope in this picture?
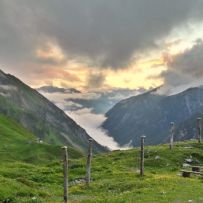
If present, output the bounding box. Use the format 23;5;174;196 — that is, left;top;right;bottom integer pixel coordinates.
0;114;83;162
102;87;203;146
0;69;105;153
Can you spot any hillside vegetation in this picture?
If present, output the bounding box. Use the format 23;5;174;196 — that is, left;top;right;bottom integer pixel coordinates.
0;117;203;203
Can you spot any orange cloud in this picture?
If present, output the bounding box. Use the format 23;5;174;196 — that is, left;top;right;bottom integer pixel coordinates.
38;67;81;81
35;42;65;64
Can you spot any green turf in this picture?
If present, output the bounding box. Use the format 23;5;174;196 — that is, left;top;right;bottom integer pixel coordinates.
0;114;83;163
0;115;203;202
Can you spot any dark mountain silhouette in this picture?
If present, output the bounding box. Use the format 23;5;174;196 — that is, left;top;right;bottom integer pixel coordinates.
102;87;203;146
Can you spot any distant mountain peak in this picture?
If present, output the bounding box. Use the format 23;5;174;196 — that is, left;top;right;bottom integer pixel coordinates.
103;86;203;147
37;85;81;94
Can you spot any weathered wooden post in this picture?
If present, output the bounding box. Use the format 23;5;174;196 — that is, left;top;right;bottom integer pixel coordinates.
86;138;93;184
62;146;68;203
140;135;146;176
197;117;202;143
169;122;175;150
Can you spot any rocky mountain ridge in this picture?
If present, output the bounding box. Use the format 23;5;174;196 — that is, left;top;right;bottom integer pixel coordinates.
102;86;203;146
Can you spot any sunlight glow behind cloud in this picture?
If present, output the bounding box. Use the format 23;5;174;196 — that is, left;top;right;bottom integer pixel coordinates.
1;0;203;91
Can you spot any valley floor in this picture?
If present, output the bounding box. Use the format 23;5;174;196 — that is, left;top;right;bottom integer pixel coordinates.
0;141;203;203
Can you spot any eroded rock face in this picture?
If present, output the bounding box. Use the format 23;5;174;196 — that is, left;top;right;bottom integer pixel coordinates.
0;69;106;153
103;87;203;147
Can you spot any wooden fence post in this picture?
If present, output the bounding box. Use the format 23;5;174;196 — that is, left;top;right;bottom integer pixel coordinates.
86;138;93;184
140;135;146;176
197;118;202;143
62;146;68;203
169;122;175;150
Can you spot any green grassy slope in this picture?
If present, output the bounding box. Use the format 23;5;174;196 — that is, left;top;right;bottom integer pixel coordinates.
0;132;203;202
0;114;83;163
68;142;203;203
0;114;84;202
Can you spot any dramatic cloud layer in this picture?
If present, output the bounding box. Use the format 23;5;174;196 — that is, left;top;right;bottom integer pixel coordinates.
2;0;203;148
1;0;203;92
159;39;203;94
1;1;203;71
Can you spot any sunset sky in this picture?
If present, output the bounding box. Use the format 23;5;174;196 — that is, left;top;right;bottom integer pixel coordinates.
1;0;203;93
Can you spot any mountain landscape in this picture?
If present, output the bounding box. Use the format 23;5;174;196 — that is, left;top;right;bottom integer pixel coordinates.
37;86;81;94
102;87;203;147
2;69;203;203
0;69;105;153
0;78;203;202
37;85;145;149
1;1;203;202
